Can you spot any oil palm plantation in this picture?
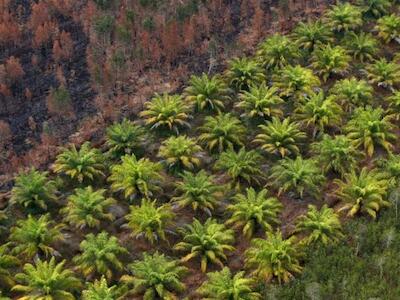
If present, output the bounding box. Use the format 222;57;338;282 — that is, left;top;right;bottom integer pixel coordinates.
295;204;344;246
61;186;116;229
108;154;163;200
140;93;191;134
172;170;222;214
12;258;81;300
226;188;282;239
324;2;363;32
359;0;391;18
225;57;265;91
125;199;175;244
292;20;333;52
375;14;400;43
245;231;302;284
236;83;284;119
53;142;105;183
366;58;400;88
253;117;306;158
344;32;378;63
334;168;389;219
82;277;121;300
0;244;19;288
121;252;187;300
11;168;57;212
330;77;373;110
269;156;325;199
199;113;246;153
197;267;261;300
157;135;202;174
174;218;235;273
73;231;128;281
184;73;231;112
345;106;396;156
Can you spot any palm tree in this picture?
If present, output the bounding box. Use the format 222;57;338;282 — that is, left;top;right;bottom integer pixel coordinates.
82;276;121;300
11;168;57;212
53;142;105;183
174;218;235;272
344;32;378;62
345;106;395;156
61;186;116;229
253;117;306;158
73;231;128;281
269;156;325;199
236;83;284;119
197;267;261;300
366;58;400;88
140;93;191;134
199;113;246;153
245;231;302;284
121;252;187;299
125;199;174;244
226;188;282;239
184;73;231;112
378;153;400;187
295;91;343;137
12;257;81;299
359;0;391;18
0;244;19;288
225;57;265;91
157;135;202;173
375;14;400;43
9;214;64;259
106;118;146;158
292;20;333;52
256;34;299;70
330;77;373;110
295;204;344;246
324;2;363;32
214;148;264;188
311;44;351;82
387;90;400;120
273;65;320;98
311;135;362;176
334;168;389;219
172;170;222;214
108;154;163;200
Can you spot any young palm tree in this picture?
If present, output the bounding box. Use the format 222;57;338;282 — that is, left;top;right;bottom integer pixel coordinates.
11;168;57;212
295;91;343;137
253;117;306;158
0;244;19;288
330;77;373;110
12;258;81;300
359;0;391;18
387;90;400;120
375;14;400;43
378;153;400;186
324;2;363;32
73;231;128;281
366;58;400;88
53;142;105;183
106;118;146;158
334;168;389;219
121;252;187;299
236;83;284;119
9;214;64;259
295;204;344;246
125;199;174;244
172;170;222;214
157;135;202;173
108;154;163;200
256;34;299;70
225;57;265;91
140;93;191;134
199;113;246;153
214;148;264;188
245;231;302;284
292;20;333;52
273;65;320;98
269;156;325;199
311;44;351;82
184;73;231;112
311;135;362;176
174;218;235;272
226;188;282;239
197;267;261;300
345;106;395;156
61;186;116;229
344;32;378;62
82;276;121;300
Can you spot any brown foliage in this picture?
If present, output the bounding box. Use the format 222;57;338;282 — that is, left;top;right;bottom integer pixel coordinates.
0;12;21;45
4;56;24;82
33;21;58;48
53;31;74;62
0;120;11;147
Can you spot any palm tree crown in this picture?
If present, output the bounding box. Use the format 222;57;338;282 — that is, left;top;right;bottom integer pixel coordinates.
366;58;400;88
330;77;373;110
82;276;121;300
225;57;265;91
324;2;363;32
0;244;19;289
292;20;333;52
375;14;400;43
344;32;378;63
